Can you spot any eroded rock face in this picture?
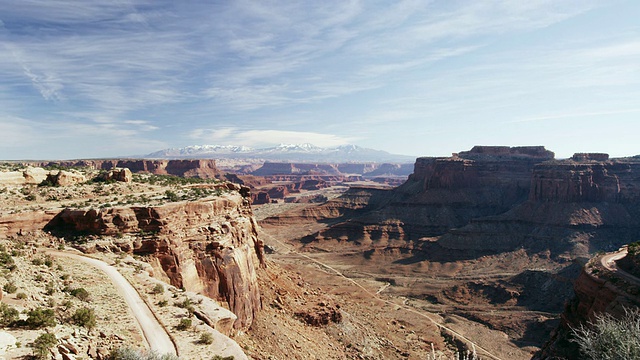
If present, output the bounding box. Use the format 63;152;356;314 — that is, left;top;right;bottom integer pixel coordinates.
45;189;264;330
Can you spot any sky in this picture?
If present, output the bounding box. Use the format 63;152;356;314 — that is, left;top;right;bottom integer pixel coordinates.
0;0;639;160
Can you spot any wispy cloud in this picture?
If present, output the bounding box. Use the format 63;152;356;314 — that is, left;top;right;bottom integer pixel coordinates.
0;0;636;158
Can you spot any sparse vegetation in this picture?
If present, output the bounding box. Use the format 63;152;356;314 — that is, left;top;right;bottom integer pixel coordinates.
72;307;97;330
197;332;213;345
70;287;90;301
152;283;165;294
0;303;20;327
106;347;179;360
3;281;17;294
25;307;56;328
31;332;57;360
572;308;640;359
176;318;192;331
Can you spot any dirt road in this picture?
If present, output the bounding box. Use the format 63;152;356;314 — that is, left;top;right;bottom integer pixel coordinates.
49;251;177;356
601;248;640;286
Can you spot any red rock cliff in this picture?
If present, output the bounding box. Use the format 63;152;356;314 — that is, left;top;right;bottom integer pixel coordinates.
45;188;264;330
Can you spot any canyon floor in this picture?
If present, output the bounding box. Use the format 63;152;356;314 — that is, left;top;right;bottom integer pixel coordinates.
236;186;571;360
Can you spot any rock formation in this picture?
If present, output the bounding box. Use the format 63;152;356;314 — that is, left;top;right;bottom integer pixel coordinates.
289;146;554;247
45;186;264;331
43;170;87;186
98;168;132;183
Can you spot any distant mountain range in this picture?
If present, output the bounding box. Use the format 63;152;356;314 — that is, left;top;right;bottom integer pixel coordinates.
144;144;416;163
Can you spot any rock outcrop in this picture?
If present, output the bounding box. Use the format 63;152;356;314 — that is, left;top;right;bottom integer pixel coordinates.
43;170;87;186
98;168;132;183
0;167;48;186
45;187;264;330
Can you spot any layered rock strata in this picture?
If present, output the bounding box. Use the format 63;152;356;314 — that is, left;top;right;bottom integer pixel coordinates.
45;186;264;330
294;146;555;247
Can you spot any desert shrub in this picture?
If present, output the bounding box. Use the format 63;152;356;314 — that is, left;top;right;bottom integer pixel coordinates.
16;292;27;300
165;190;179;202
152;284;165;294
0;303;19;327
197;332;213;345
70;287;90;301
72;307;97;330
107;347;179;360
176;318;191;331
0;251;14;268
572;308;640;359
3;281;17;294
43;255;53;267
32;258;43;266
212;356;235;360
157;300;168;307
45;281;56;295
31;332;57;360
26;307;56;328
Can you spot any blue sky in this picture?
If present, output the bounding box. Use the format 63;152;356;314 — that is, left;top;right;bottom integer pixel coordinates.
0;0;639;160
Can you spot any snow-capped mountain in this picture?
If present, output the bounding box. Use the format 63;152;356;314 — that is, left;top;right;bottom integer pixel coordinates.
144;144;415;163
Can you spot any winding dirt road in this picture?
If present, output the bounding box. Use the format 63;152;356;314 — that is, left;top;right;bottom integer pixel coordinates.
49;251;177;356
601;248;640;286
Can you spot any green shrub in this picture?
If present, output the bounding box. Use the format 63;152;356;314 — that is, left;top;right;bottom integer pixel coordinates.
26;307;56;328
176;318;192;331
165;190;179;202
197;332;213;345
31;332;57;360
70;287;90;301
0;251;14;267
0;303;19;327
572;308;640;359
3;282;17;294
43;255;53;267
45;281;56;295
72;307;96;330
152;284;165;294
106;346;179;360
16;292;27;300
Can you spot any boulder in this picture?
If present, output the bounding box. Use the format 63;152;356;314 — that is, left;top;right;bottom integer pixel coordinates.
44;170;86;186
98;168;132;183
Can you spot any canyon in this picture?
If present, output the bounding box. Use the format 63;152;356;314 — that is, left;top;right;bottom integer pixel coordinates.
2;145;640;359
